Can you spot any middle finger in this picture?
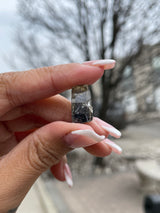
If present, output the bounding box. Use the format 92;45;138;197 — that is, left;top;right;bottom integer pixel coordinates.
3;95;122;156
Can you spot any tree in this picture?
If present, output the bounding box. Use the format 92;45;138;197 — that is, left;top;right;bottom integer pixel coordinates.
14;0;160;125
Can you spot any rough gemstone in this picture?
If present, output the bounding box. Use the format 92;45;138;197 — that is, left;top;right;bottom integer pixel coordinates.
71;85;93;123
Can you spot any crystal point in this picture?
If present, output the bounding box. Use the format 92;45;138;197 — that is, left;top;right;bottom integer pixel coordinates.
71;85;93;123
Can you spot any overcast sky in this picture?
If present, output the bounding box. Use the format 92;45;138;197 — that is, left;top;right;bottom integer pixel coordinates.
0;0;18;72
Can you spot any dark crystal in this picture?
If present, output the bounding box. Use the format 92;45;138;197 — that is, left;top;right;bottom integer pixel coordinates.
71;85;93;123
72;102;93;123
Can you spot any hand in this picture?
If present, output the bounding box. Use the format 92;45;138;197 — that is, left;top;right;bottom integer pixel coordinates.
0;62;121;212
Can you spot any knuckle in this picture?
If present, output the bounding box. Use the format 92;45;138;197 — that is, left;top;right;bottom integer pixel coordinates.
32;66;60;93
0;72;20;107
27;133;61;172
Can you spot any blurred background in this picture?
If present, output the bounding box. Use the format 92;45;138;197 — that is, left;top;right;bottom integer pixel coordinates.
1;0;160;212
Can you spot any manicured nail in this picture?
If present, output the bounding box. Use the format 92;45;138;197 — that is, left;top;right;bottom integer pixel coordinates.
92;59;115;65
102;125;121;138
64;163;73;187
83;59;116;69
71;129;105;141
104;138;122;154
94;117;121;138
64;129;105;148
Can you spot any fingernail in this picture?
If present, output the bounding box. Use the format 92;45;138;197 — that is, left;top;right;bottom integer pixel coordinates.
92;59;115;65
104;138;122;154
83;59;116;69
102;125;121;138
64;163;73;187
64;129;105;148
71;129;105;141
94;117;121;138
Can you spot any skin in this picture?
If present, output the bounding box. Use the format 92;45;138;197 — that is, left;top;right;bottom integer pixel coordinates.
0;63;112;212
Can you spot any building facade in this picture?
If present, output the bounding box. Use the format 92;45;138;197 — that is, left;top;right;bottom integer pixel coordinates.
119;43;160;121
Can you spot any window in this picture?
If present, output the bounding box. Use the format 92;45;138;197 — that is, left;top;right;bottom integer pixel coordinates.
121;65;134;91
152;56;160;72
123;65;133;78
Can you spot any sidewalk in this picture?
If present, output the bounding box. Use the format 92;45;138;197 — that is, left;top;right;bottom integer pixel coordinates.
17;178;57;213
17;172;145;213
17;121;160;213
41;121;160;213
52;172;144;213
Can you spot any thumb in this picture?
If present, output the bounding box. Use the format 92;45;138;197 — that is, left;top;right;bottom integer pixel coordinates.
0;121;104;210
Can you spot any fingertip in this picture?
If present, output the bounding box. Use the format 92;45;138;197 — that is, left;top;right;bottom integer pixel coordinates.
48;63;105;90
50;159;65;181
74;63;104;85
93;117;121;138
85;141;112;157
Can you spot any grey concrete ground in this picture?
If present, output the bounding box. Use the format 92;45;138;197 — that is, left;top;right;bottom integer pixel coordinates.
43;120;160;213
17;120;160;213
50;172;144;213
118;120;160;160
17;178;57;213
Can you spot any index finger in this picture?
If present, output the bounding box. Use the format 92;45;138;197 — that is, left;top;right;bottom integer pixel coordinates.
0;63;106;116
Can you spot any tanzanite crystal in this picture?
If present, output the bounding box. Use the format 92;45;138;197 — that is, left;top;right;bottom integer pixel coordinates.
71;85;93;123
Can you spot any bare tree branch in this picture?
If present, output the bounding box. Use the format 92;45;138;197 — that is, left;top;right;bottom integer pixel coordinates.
12;0;160;123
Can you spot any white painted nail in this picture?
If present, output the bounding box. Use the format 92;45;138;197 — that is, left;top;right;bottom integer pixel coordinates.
64;163;73;187
102;125;121;138
104;139;122;154
92;59;116;65
71;129;105;142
